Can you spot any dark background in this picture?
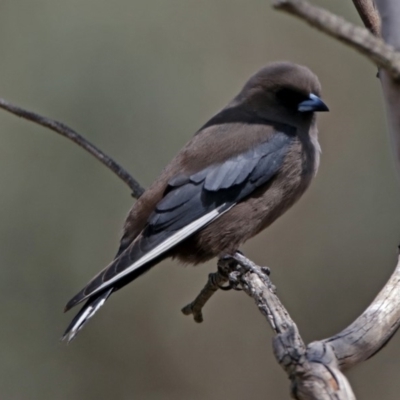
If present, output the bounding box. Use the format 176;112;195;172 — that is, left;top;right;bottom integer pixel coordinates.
0;1;399;399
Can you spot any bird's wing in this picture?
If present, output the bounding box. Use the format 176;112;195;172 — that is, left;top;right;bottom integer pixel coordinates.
65;129;294;310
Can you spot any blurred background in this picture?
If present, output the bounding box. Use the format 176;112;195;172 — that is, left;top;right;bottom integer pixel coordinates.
0;1;399;399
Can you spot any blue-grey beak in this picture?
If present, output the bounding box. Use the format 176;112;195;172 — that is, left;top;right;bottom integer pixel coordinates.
298;93;329;112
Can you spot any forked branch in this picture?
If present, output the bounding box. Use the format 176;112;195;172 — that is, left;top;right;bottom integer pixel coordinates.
183;250;400;399
182;1;400;398
182;253;357;399
273;0;400;81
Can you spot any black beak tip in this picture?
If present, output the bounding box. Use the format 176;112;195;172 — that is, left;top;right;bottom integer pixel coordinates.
318;99;329;112
298;93;329;113
318;103;329;112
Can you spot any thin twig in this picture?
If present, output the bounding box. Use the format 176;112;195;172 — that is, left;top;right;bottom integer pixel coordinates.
273;0;400;81
352;0;381;36
181;259;230;322
0;98;145;199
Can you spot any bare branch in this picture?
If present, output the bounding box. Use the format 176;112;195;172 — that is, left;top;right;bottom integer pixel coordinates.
273;0;400;81
0;98;145;199
334;2;400;363
227;253;357;399
181;259;229;323
183;253;357;399
352;0;381;36
184;247;400;398
322;251;400;369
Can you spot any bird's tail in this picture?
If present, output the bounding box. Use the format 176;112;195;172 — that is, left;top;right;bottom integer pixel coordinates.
61;287;113;343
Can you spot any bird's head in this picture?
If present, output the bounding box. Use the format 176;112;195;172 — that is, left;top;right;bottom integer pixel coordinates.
237;62;329;127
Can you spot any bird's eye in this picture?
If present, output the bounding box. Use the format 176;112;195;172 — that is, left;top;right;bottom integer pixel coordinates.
276;88;309;110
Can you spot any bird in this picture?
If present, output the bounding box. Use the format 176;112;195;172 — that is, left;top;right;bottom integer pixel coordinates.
62;62;329;342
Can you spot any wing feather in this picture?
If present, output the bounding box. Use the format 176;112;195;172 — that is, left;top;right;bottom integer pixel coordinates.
65;129;294;311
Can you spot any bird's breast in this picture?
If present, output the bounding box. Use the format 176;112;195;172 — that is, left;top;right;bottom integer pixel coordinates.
173;135;319;264
272;134;319;209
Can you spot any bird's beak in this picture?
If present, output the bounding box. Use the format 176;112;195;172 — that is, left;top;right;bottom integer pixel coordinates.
298;93;329;113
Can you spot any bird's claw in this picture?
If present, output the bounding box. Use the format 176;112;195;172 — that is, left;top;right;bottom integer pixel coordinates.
216;252;246;291
217;282;235;291
261;266;271;276
228;271;243;291
214;266;243;291
216;280;243;292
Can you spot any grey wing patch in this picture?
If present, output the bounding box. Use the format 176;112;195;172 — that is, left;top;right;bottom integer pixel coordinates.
149;130;293;233
65;129;294;310
204;130;292;192
156;180;199;212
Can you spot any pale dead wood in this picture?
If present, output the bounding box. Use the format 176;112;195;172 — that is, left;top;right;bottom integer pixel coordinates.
183;251;400;398
271;0;400;368
342;2;400;362
322;251;400;369
0;98;145;199
182;253;356;399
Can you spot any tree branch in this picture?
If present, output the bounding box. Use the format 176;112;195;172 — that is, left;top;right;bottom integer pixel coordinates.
373;0;400;177
183;250;400;398
352;0;381;36
182;253;359;399
0;98;145;199
182;2;400;398
273;0;400;81
322;250;400;369
181;259;229;323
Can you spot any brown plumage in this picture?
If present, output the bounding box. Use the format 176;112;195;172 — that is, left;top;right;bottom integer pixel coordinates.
62;62;328;341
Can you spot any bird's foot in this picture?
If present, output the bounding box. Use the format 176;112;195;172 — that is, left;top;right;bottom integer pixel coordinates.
216;273;243;291
182;252;274;324
217;252;245;291
261;266;271;276
227;270;243;291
